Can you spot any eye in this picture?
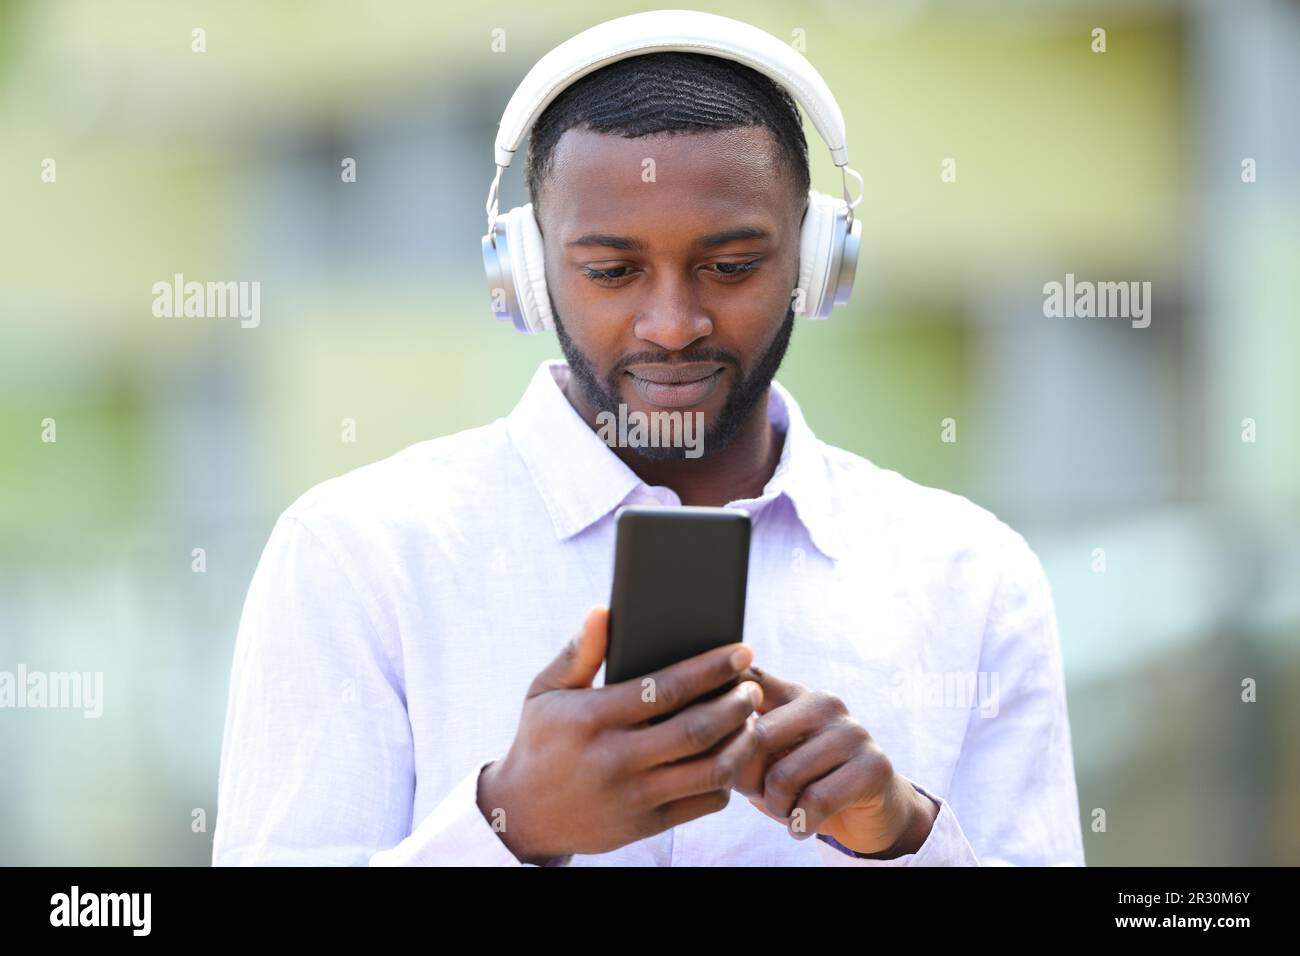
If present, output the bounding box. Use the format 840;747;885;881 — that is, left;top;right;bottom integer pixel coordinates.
707;260;761;280
581;265;636;286
580;260;761;287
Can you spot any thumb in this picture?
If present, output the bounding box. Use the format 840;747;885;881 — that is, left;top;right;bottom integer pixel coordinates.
528;605;608;696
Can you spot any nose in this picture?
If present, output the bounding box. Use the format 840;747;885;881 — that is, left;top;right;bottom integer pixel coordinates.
631;271;713;352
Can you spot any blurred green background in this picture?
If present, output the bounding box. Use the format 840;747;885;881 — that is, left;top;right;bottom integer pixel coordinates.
1;0;1297;865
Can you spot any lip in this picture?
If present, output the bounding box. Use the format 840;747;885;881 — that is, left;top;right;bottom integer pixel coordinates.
625;363;725;409
625;362;726;385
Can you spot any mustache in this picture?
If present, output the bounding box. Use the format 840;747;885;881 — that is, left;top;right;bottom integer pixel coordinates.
611;348;739;375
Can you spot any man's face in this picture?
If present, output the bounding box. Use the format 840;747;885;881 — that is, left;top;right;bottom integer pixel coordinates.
536;125;806;460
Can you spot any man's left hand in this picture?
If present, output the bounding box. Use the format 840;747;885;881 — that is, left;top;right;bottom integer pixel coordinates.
732;666;940;858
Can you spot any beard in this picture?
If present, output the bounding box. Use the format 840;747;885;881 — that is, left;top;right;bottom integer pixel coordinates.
551;301;796;461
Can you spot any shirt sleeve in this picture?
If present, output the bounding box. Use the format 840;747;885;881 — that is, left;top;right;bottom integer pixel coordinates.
370;757;573;867
815;528;1085;867
212;513;560;866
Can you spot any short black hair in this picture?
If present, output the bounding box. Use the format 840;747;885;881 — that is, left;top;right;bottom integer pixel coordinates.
525;51;811;216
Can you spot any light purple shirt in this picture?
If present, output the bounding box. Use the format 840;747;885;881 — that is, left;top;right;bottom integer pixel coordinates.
213;359;1086;866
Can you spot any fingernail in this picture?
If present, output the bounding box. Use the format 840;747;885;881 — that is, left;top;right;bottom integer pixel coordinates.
747;683;762;707
730;647;751;671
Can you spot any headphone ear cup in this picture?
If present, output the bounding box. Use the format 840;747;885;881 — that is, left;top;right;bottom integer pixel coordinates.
796;191;842;320
505;203;553;334
485;205;547;334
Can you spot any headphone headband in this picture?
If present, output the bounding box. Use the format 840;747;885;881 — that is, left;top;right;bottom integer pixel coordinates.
492;9;850;170
481;9;864;333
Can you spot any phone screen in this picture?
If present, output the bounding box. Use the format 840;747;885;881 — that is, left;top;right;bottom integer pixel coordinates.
603;505;752;695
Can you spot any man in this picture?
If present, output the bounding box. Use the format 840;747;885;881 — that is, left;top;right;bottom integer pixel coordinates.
213;49;1085;866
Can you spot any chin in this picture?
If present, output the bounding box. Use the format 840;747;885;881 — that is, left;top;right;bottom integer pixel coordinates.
600;386;723;462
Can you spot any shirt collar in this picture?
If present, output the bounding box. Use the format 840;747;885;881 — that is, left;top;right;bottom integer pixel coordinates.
505;359;847;561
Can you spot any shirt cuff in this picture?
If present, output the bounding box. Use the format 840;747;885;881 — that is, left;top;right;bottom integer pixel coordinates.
814;780;980;866
370;758;571;866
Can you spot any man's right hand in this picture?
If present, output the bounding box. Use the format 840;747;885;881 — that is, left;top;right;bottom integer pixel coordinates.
475;605;763;864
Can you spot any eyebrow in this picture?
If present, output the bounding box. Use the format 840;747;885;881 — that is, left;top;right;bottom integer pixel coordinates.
565;225;772;252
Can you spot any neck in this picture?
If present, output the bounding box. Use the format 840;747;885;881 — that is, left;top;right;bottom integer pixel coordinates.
563;380;783;507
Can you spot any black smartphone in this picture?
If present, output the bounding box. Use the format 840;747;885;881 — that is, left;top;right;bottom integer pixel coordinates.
603;505;751;710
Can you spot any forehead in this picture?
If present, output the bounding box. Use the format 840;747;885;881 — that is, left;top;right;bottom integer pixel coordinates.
539;125;798;240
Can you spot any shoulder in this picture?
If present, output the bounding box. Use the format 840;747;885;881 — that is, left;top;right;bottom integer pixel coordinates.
824;443;1024;549
818;443;1058;664
817;442;1043;590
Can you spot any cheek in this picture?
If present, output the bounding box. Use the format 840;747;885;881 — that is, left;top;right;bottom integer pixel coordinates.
555;290;621;364
709;269;794;341
710;249;798;313
544;261;605;335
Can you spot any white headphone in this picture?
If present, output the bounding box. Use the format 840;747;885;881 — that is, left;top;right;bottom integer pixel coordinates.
481;8;864;334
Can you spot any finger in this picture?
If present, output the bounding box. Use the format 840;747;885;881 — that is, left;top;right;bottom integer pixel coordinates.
788;755;888;840
624;680;762;769
747;794;786;824
760;723;859;819
597;642;754;726
645;789;733;836
528;606;608;696
749;689;833;766
732;691;847;797
635;712;761;807
741;665;806;714
618;681;759;770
